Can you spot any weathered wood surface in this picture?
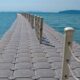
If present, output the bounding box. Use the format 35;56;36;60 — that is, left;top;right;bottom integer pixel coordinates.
0;14;80;80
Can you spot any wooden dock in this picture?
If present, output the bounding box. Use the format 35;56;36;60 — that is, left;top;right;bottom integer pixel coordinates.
0;13;80;80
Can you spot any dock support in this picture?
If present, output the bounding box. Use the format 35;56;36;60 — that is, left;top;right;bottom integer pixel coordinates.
61;27;74;80
31;15;34;28
39;17;43;44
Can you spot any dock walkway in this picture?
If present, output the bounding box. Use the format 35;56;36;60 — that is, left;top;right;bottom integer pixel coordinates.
0;14;80;80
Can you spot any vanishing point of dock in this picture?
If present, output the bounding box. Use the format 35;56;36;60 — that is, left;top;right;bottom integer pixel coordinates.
0;13;80;80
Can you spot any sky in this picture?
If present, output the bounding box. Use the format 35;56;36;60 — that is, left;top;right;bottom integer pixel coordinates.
0;0;80;12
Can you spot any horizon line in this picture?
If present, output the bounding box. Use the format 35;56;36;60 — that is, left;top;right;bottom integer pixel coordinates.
0;9;80;13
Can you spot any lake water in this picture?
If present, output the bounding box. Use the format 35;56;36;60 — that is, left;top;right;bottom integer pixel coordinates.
0;12;80;44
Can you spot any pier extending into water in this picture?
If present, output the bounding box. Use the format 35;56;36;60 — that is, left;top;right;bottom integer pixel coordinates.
0;13;80;80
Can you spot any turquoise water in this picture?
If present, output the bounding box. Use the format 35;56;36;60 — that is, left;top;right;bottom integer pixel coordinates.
31;12;80;44
0;12;16;38
0;12;80;44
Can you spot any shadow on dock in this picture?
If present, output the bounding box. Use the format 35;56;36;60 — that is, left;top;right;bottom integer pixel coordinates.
41;37;55;47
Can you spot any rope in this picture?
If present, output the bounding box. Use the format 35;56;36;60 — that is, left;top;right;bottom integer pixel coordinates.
68;63;79;80
69;46;80;63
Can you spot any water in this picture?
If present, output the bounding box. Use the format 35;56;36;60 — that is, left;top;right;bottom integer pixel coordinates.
0;12;16;38
0;12;80;44
31;12;80;44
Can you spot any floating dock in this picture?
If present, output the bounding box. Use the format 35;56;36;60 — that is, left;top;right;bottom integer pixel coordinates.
0;14;80;80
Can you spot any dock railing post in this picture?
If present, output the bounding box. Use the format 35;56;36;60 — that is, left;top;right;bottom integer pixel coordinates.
32;15;34;28
28;14;29;21
39;17;43;44
29;14;31;22
26;13;28;19
31;15;34;28
61;27;74;80
34;16;39;39
29;14;31;23
37;16;40;40
25;13;27;19
29;14;30;22
27;14;29;21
